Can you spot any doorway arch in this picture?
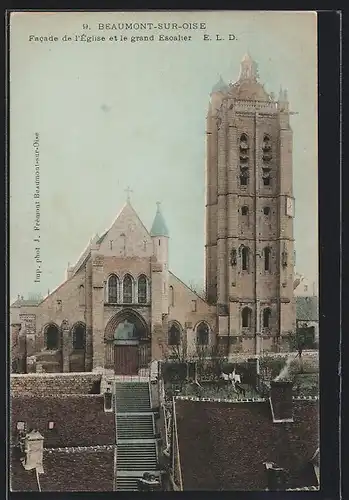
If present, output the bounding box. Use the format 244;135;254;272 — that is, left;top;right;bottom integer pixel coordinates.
104;309;150;374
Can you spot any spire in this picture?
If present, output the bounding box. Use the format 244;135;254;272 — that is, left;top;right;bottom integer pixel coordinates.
239;52;258;81
150;202;169;237
278;85;284;101
211;75;229;94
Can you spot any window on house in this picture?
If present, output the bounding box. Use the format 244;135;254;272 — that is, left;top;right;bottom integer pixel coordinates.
168;324;181;346
138;275;147;304
264;247;271;271
197;322;209;345
17;421;25;431
45;324;60;350
242;246;249;271
242;307;251;328
169;286;174;307
241;206;249;216
72;323;86;349
79;285;85;307
263;308;271;328
263;206;270;216
48;421;55;430
108;275;118;303
123;275;133;303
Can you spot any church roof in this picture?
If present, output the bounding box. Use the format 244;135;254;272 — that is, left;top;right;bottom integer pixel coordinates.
150;203;169;237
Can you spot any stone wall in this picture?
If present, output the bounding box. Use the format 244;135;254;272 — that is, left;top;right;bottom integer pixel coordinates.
10;372;101;395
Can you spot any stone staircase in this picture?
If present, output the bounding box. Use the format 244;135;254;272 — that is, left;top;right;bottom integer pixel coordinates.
114;382;161;491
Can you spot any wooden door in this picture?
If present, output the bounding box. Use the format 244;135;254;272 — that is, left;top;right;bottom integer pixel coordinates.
114;345;139;375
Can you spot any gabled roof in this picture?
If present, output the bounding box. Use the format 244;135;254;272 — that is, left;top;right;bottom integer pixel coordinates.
296;296;318;322
175;398;319;491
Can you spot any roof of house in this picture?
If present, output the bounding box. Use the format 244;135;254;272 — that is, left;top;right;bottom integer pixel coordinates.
296;296;319;322
175;397;319;491
11;447;114;492
11;394;115;448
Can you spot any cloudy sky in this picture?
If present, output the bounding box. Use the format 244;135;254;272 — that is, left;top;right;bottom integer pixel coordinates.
10;11;317;301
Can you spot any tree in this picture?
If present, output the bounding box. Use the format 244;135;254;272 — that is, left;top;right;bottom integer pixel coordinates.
288;329;309;373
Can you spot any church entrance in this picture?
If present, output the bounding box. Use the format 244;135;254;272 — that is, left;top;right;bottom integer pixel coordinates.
104;310;151;375
114;343;139;375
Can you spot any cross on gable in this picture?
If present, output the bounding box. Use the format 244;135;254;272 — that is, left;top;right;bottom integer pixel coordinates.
125;186;133;202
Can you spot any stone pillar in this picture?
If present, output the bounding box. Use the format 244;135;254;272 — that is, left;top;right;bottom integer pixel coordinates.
61;320;71;372
91;252;105;370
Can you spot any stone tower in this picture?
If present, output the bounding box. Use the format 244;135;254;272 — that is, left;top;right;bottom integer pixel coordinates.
205;53;296;354
150;202;170;360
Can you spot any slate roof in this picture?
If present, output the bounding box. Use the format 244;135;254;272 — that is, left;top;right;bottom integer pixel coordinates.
11;448;114;492
150;205;169;237
11;394;115;448
296;296;319;322
175;398;319;491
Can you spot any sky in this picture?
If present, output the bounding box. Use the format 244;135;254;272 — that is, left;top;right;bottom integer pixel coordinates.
9;11;318;302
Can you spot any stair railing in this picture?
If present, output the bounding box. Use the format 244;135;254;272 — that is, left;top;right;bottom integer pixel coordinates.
113;380;118;491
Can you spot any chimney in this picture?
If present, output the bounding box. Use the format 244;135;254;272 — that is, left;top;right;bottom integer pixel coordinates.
264;462;287;490
269;380;294;422
104;387;113;412
21;430;44;474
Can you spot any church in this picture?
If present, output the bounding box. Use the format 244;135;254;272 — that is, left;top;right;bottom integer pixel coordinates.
10;53;296;375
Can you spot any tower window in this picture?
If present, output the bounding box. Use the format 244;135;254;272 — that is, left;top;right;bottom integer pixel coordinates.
242;307;252;328
263;206;270;216
263;247;271;271
241;206;249;216
158;239;161;246
262;168;271;186
240;167;249;186
263;308;271;328
241;246;250;271
79;284;85;307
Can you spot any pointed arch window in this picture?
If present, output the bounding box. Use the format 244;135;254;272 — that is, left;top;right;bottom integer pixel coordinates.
138;275;147;304
264;247;271;271
123;274;133;303
72;323;86;350
197;322;209;345
79;285;85;307
242;307;252;328
241;246;250;271
45;324;60;350
108;275;118;304
263;308;271;329
169;285;175;307
168;324;181;346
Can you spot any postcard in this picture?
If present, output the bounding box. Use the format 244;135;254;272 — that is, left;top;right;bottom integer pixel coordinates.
9;10;318;492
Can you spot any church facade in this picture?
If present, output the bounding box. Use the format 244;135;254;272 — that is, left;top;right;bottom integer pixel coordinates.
10;54;296;374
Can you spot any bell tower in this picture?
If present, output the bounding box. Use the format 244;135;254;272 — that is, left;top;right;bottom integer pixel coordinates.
205;54;296;354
